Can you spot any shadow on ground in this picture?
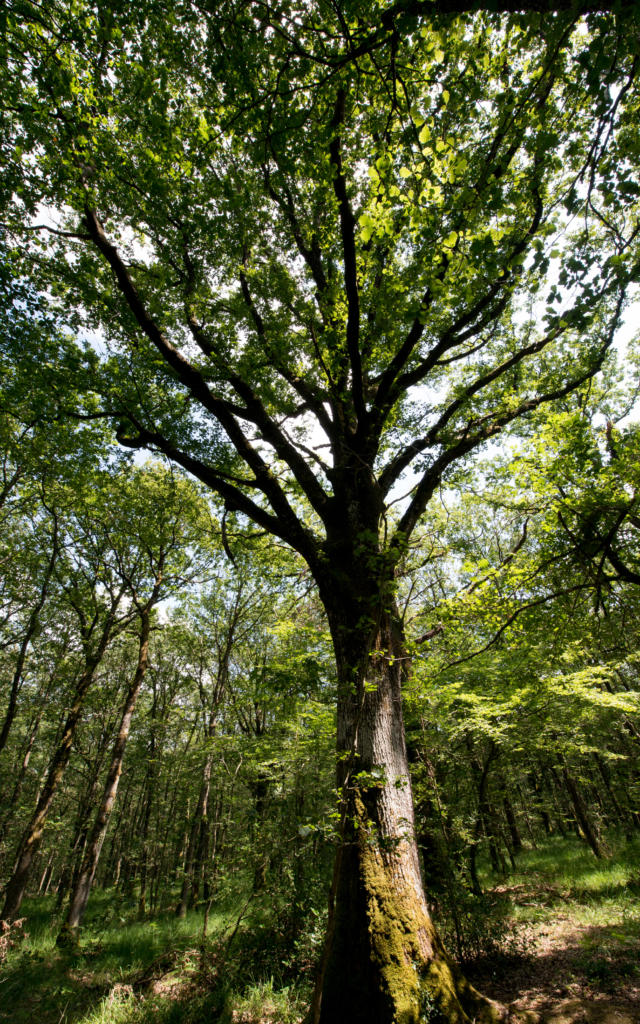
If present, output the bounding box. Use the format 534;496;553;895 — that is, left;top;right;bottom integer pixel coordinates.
467;917;640;1024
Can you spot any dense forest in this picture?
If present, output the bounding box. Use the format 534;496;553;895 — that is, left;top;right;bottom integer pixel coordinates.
1;1;639;1023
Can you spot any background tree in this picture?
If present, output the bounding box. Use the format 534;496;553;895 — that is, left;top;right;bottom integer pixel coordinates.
57;465;211;942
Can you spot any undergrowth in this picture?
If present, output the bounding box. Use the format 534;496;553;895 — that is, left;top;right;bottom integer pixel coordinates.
0;889;313;1024
1;835;639;1023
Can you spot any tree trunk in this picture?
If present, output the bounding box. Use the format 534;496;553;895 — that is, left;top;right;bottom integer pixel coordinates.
104;771;134;888
516;778;536;843
137;766;156;917
593;753;628;828
38;851;55;895
0;702;45;847
56;771;104;911
1;609;118;922
176;753;213;918
137;671;159;917
560;761;604;859
467;738;503;885
0;515;59;755
501;785;523;855
58;609;151;942
545;763;572;836
312;596;504;1024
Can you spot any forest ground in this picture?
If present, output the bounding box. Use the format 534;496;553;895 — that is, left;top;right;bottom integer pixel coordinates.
467;837;640;1024
0;836;638;1024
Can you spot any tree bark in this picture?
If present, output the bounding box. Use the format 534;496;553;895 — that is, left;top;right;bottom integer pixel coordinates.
176;753;213;918
560;761;604;859
137;716;158;917
501;785;523;854
467;738;503;888
58;608;152;941
312;590;504;1024
0;699;46;847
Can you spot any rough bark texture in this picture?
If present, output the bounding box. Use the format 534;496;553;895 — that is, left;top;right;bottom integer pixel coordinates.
312;594;505;1024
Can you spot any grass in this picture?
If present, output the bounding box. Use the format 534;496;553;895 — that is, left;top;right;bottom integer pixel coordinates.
0;889;309;1024
231;979;306;1024
496;833;640;927
2;836;638;1023
461;832;640;1013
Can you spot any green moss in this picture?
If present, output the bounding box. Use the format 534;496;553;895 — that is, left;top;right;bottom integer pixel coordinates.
355;797;505;1024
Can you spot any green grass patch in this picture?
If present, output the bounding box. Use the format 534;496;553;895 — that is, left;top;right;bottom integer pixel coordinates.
0;891;310;1024
501;834;640;928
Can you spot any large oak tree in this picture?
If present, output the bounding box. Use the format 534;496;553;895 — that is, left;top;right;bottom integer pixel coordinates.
2;0;640;1019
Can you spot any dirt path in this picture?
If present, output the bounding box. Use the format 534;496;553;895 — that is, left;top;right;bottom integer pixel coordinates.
467;913;640;1024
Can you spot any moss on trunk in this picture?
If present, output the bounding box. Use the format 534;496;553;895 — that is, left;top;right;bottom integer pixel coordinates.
315;793;506;1024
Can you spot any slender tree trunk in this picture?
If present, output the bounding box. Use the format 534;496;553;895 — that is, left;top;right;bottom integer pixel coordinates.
500;782;523;855
0;516;59;755
1;610;118;922
136;672;160;918
38;852;55;895
251;769;271;892
155;777;180;907
137;768;156;916
517;781;539;847
528;768;553;837
105;771;135;887
560;761;604;859
312;593;504;1024
56;772;104;911
0;646;71;849
547;763;574;836
0;703;45;847
58;609;152;941
593;753;628;828
177;752;213;917
467;738;502;885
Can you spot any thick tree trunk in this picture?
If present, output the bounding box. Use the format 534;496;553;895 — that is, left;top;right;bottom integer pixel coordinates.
312;596;504;1024
58;610;151;942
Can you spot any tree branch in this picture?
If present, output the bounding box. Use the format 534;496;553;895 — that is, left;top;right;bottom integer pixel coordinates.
83;205;328;535
329;88;365;427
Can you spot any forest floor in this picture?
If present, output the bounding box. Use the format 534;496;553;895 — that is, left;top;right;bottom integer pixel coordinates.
0;837;638;1024
467;837;640;1024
